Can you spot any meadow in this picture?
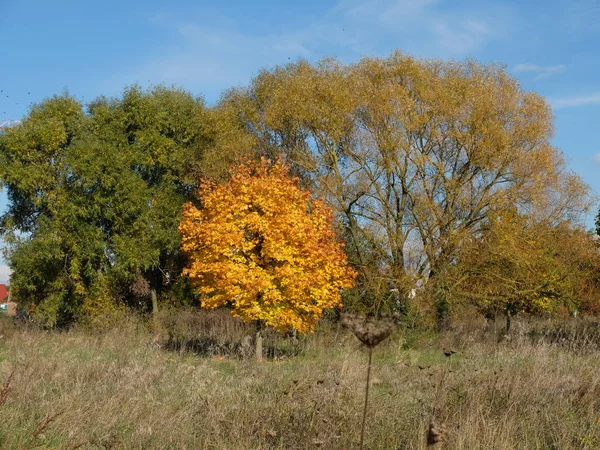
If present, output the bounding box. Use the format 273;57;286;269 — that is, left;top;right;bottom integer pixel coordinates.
1;311;600;449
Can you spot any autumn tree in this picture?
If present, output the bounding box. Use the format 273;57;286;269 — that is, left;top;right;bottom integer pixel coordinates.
447;210;600;332
550;225;600;315
446;210;559;333
179;158;356;357
220;53;591;322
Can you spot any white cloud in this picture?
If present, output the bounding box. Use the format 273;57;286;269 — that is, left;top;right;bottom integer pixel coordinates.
333;0;438;23
335;0;496;54
551;93;600;109
513;63;566;79
431;18;491;54
594;153;600;166
381;0;440;23
0;265;11;285
110;0;513;99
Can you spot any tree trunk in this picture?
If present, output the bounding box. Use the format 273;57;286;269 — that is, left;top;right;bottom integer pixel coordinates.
505;307;512;335
150;287;160;335
151;288;159;316
434;284;450;331
255;329;263;363
483;312;495;333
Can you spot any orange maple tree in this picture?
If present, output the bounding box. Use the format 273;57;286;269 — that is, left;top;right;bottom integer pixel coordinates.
179;158;356;333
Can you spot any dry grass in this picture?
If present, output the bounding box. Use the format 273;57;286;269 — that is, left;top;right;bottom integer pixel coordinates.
0;314;599;449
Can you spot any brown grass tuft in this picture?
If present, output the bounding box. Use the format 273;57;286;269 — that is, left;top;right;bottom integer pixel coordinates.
0;369;14;407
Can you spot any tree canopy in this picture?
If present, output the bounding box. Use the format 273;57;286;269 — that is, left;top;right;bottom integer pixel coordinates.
0;86;253;326
179;158;356;333
446;210;596;328
221;53;592;315
0;53;596;329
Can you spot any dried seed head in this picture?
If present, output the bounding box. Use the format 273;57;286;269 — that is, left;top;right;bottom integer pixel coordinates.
427;421;447;446
131;273;150;297
341;313;397;348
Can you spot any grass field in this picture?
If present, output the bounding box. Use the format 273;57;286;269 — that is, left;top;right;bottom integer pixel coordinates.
1;312;600;449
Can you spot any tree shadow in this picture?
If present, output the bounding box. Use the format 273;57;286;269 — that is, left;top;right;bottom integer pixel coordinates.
161;335;303;360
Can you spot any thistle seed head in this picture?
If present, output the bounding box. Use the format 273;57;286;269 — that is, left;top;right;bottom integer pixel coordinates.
341;313;397;348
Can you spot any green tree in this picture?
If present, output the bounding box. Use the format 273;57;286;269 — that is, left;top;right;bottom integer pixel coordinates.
0;87;253;327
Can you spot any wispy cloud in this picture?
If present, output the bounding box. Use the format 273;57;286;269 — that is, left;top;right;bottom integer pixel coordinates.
335;0;440;25
551;93;600;109
332;0;498;55
513;63;566;79
110;0;514;100
594;153;600;166
431;18;491;54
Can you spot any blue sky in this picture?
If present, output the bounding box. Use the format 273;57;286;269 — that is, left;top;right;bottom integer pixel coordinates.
1;0;599;281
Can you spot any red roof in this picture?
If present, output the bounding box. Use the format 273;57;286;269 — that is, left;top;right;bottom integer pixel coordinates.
0;285;8;303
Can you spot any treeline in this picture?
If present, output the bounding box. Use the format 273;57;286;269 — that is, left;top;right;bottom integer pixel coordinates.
1;52;599;330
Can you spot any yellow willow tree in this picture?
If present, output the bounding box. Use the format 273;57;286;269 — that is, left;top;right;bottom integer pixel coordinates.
220;53;592;321
179;158;356;358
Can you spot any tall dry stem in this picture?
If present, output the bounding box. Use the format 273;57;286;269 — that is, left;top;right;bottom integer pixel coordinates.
342;313;397;449
359;346;373;450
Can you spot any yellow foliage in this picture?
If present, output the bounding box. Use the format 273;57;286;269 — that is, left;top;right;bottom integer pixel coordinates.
448;208;598;317
221;53;592;299
179;158;356;333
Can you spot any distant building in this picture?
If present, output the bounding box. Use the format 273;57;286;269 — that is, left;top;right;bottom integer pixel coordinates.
0;284;17;316
0;284;8;303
